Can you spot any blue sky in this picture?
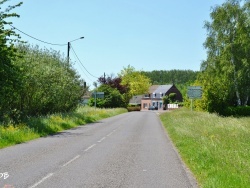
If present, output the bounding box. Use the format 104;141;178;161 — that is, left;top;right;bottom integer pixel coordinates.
6;0;224;86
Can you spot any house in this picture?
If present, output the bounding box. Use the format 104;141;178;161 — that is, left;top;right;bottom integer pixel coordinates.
129;95;143;106
141;84;183;110
80;90;92;106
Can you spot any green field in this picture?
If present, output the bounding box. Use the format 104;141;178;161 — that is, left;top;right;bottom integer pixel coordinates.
160;108;250;188
0;107;127;149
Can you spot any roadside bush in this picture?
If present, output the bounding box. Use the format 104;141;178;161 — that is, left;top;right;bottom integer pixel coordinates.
15;45;84;117
224;106;250;117
88;85;125;108
127;106;141;112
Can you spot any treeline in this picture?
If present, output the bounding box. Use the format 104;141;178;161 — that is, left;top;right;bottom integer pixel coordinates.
141;70;199;85
141;70;199;97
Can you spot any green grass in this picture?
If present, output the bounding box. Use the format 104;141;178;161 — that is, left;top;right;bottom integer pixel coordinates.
160;108;250;188
0;106;127;149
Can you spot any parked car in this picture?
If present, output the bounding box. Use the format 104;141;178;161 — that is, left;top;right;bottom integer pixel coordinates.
148;106;156;110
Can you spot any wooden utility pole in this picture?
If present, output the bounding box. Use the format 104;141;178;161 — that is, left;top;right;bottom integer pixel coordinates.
67;42;70;65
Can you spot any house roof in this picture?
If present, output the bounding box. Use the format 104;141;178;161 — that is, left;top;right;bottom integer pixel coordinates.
149;84;173;94
149;85;159;93
153;85;173;94
129;95;143;104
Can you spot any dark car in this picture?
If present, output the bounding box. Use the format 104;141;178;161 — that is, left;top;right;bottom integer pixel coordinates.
148;106;156;110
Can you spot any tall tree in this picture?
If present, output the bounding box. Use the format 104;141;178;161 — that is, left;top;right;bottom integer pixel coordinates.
0;1;23;122
119;65;151;104
197;0;250;113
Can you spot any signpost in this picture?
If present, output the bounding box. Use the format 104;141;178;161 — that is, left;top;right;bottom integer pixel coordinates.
92;92;104;99
92;92;104;110
187;86;202;111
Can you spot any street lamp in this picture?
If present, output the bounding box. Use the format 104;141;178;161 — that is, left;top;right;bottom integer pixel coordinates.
67;36;84;65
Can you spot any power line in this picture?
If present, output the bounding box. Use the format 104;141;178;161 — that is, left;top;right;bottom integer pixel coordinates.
70;49;94;83
8;24;67;46
70;43;99;79
8;24;97;81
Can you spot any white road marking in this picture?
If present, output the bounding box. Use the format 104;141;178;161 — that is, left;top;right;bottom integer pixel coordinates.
107;129;116;137
28;173;54;188
97;137;106;143
84;144;96;152
62;155;80;167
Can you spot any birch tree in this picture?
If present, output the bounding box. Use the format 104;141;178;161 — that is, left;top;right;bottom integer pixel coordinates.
199;0;250;112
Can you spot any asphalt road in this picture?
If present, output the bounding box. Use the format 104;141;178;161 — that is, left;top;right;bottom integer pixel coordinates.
0;111;198;188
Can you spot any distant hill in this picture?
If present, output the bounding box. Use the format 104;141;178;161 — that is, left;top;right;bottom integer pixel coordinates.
141;70;199;85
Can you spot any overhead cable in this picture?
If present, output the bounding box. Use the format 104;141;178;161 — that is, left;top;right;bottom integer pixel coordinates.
70;44;99;79
70;50;94;83
8;24;67;46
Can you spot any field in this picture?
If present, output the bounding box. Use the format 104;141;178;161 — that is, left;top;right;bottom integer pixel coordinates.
0;107;127;149
160;108;250;188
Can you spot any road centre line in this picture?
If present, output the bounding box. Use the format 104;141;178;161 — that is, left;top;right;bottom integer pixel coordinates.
97;137;106;143
62;155;80;167
106;129;116;137
28;173;54;188
28;129;117;188
84;144;96;152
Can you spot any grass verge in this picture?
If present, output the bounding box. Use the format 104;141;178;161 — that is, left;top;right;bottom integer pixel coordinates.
160;108;250;188
0;106;127;149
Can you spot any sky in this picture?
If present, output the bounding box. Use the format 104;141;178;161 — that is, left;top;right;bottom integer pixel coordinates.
4;0;225;87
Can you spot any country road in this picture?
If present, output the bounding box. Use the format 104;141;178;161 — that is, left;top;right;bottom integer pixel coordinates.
0;111;198;188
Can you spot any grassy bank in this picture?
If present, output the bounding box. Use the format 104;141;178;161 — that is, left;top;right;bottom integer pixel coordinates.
160;108;250;188
0;107;127;149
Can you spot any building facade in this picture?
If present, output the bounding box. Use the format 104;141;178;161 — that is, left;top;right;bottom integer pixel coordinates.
141;84;183;110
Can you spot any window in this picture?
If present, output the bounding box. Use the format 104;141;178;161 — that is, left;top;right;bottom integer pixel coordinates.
143;103;148;108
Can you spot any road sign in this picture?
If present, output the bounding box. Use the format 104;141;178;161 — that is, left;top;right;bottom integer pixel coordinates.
187;86;202;99
92;92;104;99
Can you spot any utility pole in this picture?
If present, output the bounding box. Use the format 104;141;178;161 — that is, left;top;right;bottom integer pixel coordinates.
67;42;70;65
104;72;106;83
67;37;84;65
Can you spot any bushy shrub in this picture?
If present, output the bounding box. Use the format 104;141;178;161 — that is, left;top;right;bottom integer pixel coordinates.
1;44;86;124
127;107;141;112
224;106;250;117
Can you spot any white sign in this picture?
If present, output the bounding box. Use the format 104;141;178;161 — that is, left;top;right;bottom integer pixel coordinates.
168;104;179;109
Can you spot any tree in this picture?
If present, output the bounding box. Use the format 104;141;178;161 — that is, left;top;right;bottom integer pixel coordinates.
15;44;84;116
88;84;125;108
196;0;250;113
98;74;128;94
119;65;151;104
0;1;23;123
168;93;177;102
162;96;170;109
